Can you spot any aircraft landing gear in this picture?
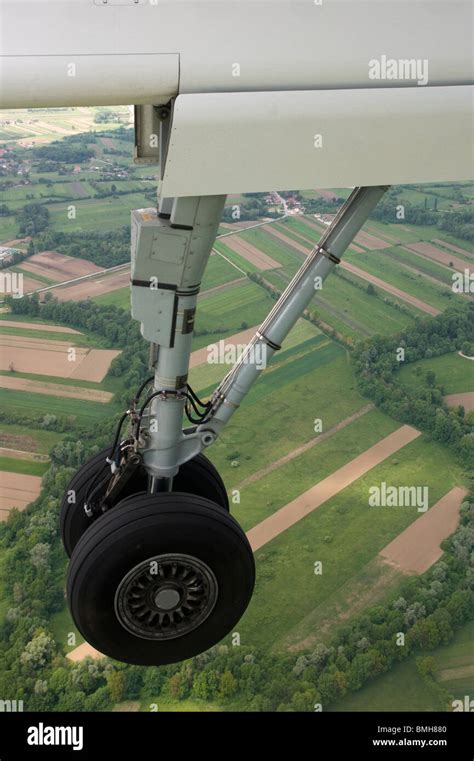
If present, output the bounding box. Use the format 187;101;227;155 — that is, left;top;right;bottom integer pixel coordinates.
62;185;388;665
67;493;254;665
60;446;229;557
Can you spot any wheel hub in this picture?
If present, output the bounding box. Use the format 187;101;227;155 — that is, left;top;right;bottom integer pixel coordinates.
154;587;181;610
114;553;218;640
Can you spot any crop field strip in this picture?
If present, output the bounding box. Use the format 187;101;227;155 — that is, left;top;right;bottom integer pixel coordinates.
0;386;121;424
343;249;457;313
0;318;81;334
383;246;471;292
247;218;440;319
276;221;446;315
215;222;428;341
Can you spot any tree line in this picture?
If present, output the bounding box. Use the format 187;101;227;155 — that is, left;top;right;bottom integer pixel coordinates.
33;227;131;268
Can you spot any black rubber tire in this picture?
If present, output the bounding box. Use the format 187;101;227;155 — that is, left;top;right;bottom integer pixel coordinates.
67;492;255;665
60;448;229;557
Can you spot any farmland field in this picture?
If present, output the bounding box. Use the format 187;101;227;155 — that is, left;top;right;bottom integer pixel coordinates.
398;351;474;394
0;422;63;454
234;434;467;651
192;280;275;349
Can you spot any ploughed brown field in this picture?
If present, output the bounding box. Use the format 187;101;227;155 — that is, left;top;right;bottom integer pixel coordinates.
20;251;103;283
298;216;384;252
51;270;130;302
0;375;114;402
406;242;471;272
221;235;279;270
0;334;120;382
379;486;467;573
444;392;474;412
0;471;42;515
21;276;48;294
432;238;473;259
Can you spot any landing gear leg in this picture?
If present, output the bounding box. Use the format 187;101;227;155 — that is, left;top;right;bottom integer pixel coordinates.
65;185;388;665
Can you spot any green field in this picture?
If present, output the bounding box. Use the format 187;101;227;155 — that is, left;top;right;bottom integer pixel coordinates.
0;216;18;241
213;241;258;273
283;216;326;242
192;280;274;349
278;217;364;255
0;422;63;454
239;227;304;270
315;271;418;340
46;193;154;233
93;287;129;309
0;387;120;423
331;659;444;712
49;608;84;654
398;352;473;395
201;254;243;290
189;317;320;392
0;455;49;476
206;345;371;490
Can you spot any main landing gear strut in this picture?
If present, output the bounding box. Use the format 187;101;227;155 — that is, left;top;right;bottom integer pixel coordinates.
61;184;387;665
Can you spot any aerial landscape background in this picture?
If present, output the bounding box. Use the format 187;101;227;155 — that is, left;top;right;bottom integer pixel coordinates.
0;105;472;713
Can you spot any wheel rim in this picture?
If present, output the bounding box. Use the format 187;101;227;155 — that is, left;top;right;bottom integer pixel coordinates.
114;553;218;640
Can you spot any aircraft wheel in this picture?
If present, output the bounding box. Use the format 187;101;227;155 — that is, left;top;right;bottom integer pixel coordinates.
60;449;229;557
67;493;255;665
